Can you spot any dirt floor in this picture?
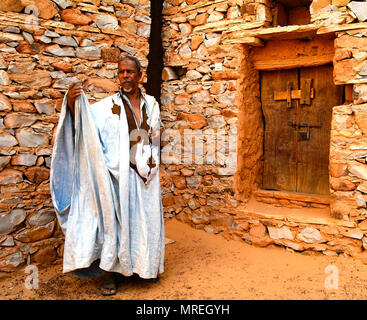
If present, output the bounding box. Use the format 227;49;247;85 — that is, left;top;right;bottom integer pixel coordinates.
1;218;367;300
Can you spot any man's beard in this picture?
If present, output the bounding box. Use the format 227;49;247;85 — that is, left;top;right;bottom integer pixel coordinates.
122;87;133;93
121;82;134;94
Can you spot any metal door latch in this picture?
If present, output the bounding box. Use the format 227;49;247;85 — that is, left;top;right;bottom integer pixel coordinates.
288;122;321;141
298;128;310;141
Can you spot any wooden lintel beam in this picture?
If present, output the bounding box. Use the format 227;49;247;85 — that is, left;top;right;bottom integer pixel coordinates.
253;55;334;70
228;24;319;40
252;39;335;71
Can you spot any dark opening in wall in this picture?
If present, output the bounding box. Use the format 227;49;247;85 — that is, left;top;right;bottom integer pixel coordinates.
273;0;312;26
145;0;163;103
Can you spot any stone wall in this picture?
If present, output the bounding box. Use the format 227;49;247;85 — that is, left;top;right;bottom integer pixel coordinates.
330;29;367;225
311;0;355;25
334;30;367;85
160;0;243;224
0;0;151;274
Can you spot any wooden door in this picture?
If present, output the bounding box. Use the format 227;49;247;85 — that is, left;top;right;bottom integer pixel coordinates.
261;65;343;195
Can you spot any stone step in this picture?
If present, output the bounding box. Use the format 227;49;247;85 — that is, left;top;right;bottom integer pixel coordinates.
236;207;356;228
254;189;330;205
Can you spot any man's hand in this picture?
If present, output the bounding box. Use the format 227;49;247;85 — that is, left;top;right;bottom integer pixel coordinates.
67;81;83;117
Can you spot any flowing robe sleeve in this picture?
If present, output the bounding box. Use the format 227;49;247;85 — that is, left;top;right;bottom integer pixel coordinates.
49;91;75;234
50;92;120;273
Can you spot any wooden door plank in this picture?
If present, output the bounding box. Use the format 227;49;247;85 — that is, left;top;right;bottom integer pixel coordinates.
261;69;298;192
297;65;343;195
300;79;312;105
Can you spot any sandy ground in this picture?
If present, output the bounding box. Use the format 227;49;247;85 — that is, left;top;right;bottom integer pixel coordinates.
1;218;367;300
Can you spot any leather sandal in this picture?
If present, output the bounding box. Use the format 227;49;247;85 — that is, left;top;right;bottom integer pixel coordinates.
101;274;117;296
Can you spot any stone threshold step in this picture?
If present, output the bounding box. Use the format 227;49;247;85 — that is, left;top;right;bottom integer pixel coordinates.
254;189;330;205
236;207;356;228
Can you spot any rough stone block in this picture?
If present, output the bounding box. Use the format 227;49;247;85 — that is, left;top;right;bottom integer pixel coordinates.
0;93;12;112
76;47;102;61
310;0;331;16
0;132;18;147
32;247;57;263
24;167;50;183
332;0;350;6
348;1;367;22
84;78;119;93
296;227;324;244
0;209;26;236
3;113;37;129
61;9;93;25
16;128;49;147
101;47;120;63
0;169;23;185
15;221;55;243
0;251;25;272
249;223;267;238
268;226;294;240
34;0;59;19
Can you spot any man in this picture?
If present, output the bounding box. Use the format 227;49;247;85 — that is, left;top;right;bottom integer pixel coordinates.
50;56;165;296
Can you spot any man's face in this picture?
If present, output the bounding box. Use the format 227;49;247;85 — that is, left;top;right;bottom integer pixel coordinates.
118;59;141;94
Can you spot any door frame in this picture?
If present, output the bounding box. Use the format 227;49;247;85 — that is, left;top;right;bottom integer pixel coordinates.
234;39;347;205
260;65;344;195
